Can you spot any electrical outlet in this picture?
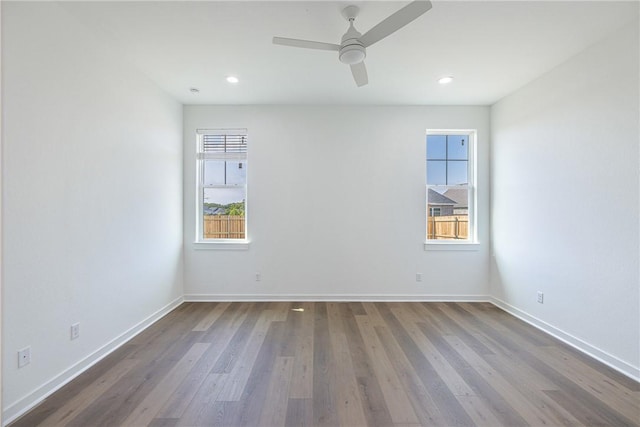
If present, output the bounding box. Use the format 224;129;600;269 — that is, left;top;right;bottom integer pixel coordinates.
18;346;31;368
255;272;261;282
71;323;80;340
537;291;544;304
416;273;423;282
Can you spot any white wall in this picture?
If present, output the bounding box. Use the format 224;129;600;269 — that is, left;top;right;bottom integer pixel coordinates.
2;3;184;422
0;1;4;423
491;20;639;379
184;106;490;300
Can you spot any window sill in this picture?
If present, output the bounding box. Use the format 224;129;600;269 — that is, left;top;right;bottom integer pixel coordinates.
193;240;250;250
424;241;480;251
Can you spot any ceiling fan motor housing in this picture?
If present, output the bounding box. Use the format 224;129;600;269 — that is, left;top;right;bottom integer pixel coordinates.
339;22;366;65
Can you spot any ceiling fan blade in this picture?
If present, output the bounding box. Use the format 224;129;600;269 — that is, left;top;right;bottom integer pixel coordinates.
359;0;432;48
273;37;340;51
350;61;368;87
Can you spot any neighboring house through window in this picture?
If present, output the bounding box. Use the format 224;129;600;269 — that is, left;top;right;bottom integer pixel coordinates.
426;131;476;241
196;129;247;242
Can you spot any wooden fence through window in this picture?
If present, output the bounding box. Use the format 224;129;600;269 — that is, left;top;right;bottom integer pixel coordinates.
427;215;468;240
204;215;245;239
204;215;465;240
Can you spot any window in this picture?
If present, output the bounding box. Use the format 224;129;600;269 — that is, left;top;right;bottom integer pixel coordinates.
426;131;476;242
196;129;247;242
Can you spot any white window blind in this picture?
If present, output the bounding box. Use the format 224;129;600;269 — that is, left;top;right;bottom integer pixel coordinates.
197;129;247;161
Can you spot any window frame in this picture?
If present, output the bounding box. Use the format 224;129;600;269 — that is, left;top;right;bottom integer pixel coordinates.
195;128;249;249
425;129;478;250
429;207;441;217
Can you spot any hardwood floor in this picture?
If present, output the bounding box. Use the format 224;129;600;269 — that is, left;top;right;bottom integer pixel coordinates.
10;302;640;427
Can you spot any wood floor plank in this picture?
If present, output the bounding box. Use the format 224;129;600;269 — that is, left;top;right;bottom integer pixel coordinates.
258;356;294;427
373;324;449;426
444;334;574;426
482;353;584;426
468;302;555;348
176;373;227;426
376;303;476;426
390;305;476;397
538;346;640;421
192;301;231;331
211;401;241;427
361;302;388;326
411;303;456;335
280;302;302;358
428;303;495;356
285;398;314;427
127;303;210;360
121;342;210;426
210;302;261;374
455;395;506;427
326;303;368;427
267;301;292;321
544;389;630;427
338;303;394;427
8;343;139;427
39;358;139;426
157;302;250;419
355;314;421;425
10;302;639;427
312;302;339;427
442;304;581;425
416;319;530;427
216;308;277;401
483;352;558;392
467;344;577;425
467;303;640;426
349;302;367;315
392;307;500;427
148;418;178;427
227;320;289;426
450;303;579;399
289;302;315;399
65;320;209;426
198;302;252;344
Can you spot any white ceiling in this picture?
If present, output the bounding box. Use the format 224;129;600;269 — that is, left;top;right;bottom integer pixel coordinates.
60;1;638;105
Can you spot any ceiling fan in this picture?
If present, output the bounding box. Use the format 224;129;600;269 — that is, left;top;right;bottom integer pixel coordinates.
273;1;432;87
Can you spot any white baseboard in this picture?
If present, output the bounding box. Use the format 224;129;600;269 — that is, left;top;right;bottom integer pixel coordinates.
2;296;184;426
490;297;640;382
184;293;490;302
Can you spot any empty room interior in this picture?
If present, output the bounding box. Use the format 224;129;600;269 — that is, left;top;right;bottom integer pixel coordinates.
1;1;639;426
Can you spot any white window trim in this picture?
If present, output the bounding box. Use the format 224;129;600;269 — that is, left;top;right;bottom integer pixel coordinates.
194;128;250;248
424;241;480;251
425;129;478;249
194;240;250;250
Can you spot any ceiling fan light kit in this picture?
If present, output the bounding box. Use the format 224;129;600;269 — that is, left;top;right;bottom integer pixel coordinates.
273;0;432;87
339;44;366;65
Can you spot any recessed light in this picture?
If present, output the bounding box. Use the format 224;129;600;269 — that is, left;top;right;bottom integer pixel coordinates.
438;76;453;85
226;76;239;84
189;87;200;93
